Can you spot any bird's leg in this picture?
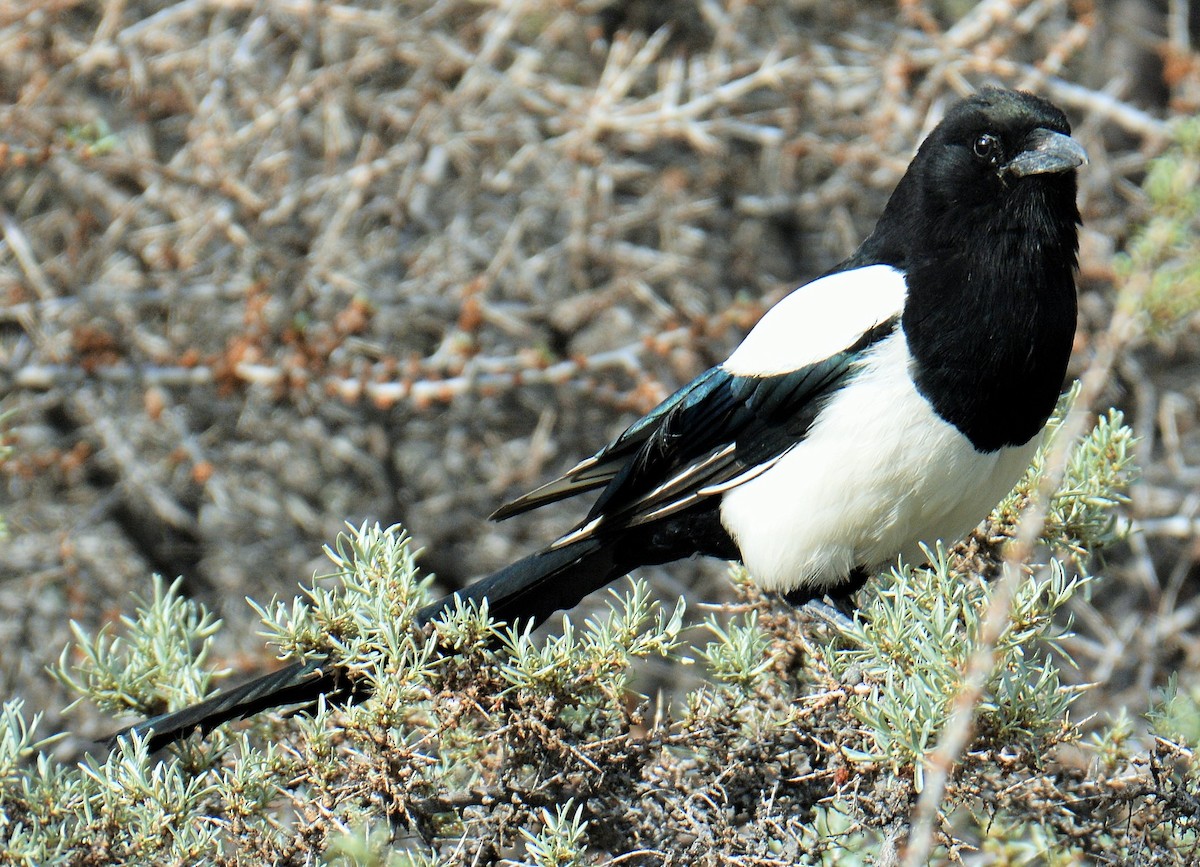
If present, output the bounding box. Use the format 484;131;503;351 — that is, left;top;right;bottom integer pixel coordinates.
823;566;870;615
800;598;857;632
781;567;871;632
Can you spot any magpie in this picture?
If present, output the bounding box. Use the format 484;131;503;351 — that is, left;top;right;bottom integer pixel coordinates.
116;88;1086;752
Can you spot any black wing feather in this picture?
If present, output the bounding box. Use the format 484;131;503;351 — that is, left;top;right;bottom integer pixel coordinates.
489;366;730;520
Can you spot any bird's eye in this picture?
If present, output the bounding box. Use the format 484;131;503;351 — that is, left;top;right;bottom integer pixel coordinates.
973;133;1002;163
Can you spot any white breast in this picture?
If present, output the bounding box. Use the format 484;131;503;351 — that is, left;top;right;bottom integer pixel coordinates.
718;330;1038;594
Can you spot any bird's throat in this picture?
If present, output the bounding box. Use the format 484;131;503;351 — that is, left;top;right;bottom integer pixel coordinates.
902;218;1078;453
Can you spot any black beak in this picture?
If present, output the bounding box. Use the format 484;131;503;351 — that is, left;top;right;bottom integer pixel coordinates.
1004;128;1089;178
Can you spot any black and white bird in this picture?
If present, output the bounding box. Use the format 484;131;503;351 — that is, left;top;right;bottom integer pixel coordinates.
119;87;1086;751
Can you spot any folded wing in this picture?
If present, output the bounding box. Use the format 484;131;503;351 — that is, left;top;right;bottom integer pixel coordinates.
492;265;909;543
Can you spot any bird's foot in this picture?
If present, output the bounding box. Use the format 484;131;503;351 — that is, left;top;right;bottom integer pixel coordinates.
800;597;858;633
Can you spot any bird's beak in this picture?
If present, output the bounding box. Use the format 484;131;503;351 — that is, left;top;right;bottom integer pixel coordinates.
1005;128;1089;178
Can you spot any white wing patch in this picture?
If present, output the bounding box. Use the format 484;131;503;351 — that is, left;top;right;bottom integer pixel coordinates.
722;265;908;376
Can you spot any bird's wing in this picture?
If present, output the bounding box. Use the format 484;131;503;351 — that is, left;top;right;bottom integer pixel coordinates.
494;265;909;539
547;314;900;547
489;366;729;521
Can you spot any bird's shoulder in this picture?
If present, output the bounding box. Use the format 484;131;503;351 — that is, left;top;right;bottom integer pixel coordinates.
723;264;907;376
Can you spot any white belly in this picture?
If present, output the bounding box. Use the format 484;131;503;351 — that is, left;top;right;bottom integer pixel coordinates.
718;330;1038;594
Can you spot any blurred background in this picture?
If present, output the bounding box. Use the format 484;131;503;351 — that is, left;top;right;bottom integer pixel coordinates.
0;0;1196;746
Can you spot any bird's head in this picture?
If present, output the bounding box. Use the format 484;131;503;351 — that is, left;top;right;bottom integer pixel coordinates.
860;87;1087;269
920;87;1087;199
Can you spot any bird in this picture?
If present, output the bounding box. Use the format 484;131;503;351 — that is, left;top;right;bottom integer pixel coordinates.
116;87;1086;752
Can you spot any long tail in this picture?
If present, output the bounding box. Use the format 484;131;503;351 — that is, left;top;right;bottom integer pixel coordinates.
115;539;626;753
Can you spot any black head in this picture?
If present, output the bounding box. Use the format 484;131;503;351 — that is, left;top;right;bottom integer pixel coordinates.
854;88;1086;269
911;88;1085;215
851;88;1086;452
